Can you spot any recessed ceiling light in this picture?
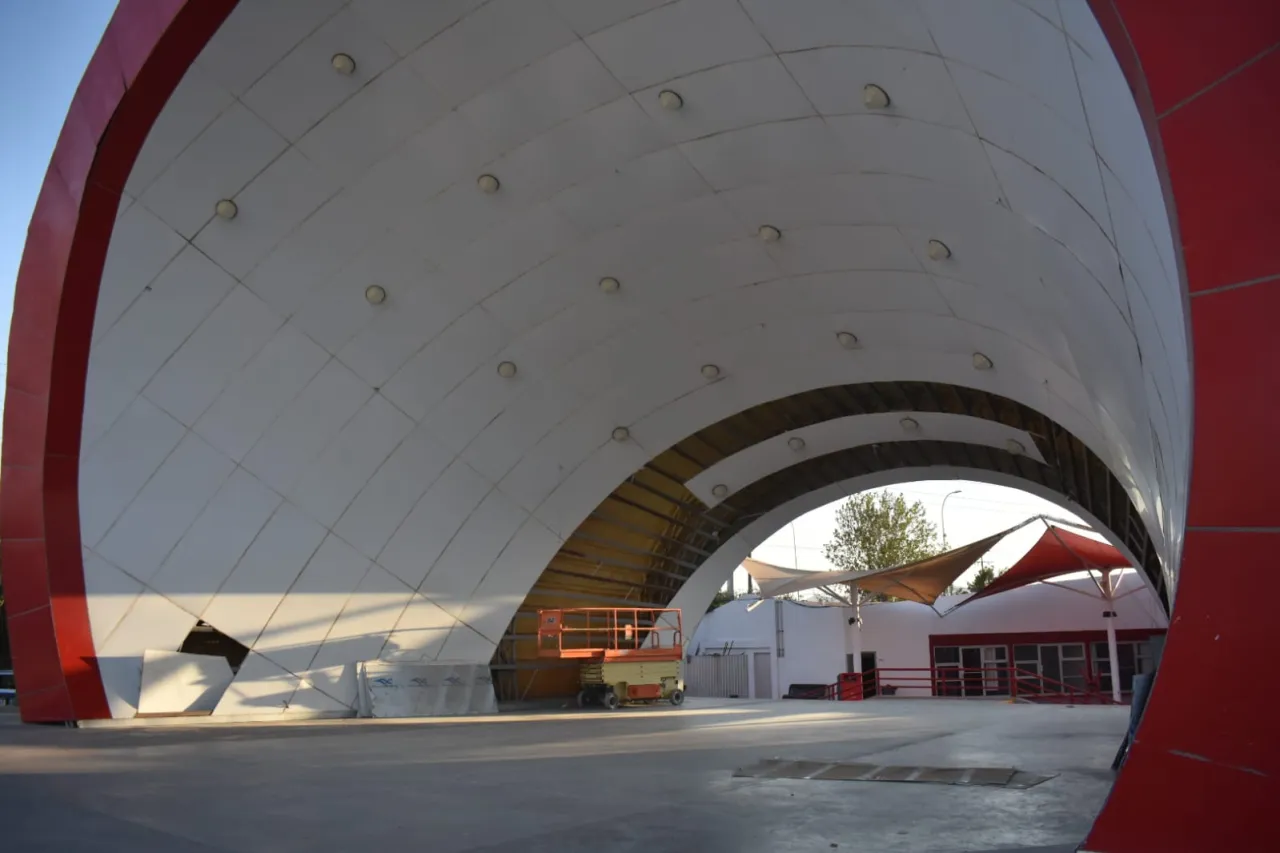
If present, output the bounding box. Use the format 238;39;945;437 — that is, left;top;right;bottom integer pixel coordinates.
612;426;630;442
496;361;517;378
331;53;356;75
926;239;951;261
711;484;729;499
477;174;500;194
701;364;721;380
757;224;782;243
836;331;860;350
972;352;994;370
599;276;621;293
787;436;806;452
658;89;684;110
863;83;890;109
1006;438;1026;455
214;199;238;220
364;284;387;305
899;416;920;431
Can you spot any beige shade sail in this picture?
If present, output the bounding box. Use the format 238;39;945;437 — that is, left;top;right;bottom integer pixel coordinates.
741;521;1034;606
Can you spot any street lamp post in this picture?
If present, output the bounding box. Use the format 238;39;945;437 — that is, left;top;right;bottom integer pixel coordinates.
941;489;962;549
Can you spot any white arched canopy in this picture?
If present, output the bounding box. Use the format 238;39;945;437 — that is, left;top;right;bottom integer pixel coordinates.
64;0;1185;717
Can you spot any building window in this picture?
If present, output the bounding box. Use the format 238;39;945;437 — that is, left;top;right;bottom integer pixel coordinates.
932;645;1008;697
1092;640;1153;693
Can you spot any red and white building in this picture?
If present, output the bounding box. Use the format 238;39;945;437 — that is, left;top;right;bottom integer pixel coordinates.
690;573;1167;702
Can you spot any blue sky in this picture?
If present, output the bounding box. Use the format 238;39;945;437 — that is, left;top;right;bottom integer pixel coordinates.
0;0;117;414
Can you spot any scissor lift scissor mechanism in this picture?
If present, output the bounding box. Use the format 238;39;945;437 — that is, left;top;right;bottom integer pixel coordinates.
537;608;685;710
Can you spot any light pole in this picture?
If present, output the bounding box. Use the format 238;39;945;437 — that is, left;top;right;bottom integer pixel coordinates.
940;489;962;549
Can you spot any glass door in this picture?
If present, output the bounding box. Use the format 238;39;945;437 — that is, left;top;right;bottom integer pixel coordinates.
982;646;1009;695
1014;644;1041;695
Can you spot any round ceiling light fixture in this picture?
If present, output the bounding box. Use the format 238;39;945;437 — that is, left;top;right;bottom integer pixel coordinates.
477;173;500;194
787;436;806;452
926;239;951;261
611;426;631;442
364;284;387;305
700;364;722;380
658;89;684;110
972;352;994;370
598;276;621;293
711;484;729;499
214;199;238;220
331;53;356;75
836;331;860;350
757;224;782;243
863;83;891;109
1006;438;1026;456
496;361;518;378
899;416;920;431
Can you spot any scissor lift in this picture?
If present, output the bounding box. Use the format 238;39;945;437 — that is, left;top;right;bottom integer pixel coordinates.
537;608;685;710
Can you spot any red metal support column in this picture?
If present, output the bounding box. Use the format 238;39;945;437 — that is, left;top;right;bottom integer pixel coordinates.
1085;1;1280;849
0;0;237;722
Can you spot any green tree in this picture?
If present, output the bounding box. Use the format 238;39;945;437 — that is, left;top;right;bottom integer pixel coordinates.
706;588;735;612
823;491;942;602
966;563;999;593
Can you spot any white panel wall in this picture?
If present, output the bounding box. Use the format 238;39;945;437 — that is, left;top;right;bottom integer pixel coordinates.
79;0;1188;717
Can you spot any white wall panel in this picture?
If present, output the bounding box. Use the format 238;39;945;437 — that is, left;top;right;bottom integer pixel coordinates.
193;324;330;462
193;147;340;280
142;286;283;428
378;460;493;589
241;359;372;494
289;394;415;528
97;432;235;581
383;594;457;661
79;398;186;548
253;534;371;673
140;103;289;239
200;503;328;647
82;550;143;648
585;0;771;91
151;468;283;618
83;247;239;449
310;566;415;670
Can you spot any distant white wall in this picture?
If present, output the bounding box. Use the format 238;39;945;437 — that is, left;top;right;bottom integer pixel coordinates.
779;602;848;692
692;573;1167;698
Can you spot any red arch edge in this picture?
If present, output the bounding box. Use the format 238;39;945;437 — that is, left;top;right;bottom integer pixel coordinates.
0;0;237;722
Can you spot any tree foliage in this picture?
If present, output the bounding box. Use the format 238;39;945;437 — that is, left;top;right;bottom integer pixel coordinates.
706;588;735;612
823;491;942;601
966;564;998;593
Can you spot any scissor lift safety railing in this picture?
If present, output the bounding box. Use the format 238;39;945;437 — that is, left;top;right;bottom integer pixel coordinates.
537;608;683;662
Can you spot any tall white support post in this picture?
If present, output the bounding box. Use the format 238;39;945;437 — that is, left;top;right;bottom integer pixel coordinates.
851;587;863;672
1104;570;1122;703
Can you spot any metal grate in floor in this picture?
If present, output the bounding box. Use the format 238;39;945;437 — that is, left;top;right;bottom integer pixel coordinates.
733;759;1057;789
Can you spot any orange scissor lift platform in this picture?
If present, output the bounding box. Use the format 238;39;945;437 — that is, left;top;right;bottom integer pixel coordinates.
537;608;685;709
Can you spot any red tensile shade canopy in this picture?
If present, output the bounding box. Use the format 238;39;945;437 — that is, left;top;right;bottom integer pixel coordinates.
954;525;1129;609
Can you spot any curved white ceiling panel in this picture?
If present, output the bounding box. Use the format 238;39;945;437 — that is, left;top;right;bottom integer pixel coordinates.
686;413;1048;507
79;0;1189;716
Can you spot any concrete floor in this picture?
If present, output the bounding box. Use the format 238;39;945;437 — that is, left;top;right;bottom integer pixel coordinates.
0;698;1126;852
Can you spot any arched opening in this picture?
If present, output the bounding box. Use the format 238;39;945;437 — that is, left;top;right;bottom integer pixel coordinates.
4;1;1276;849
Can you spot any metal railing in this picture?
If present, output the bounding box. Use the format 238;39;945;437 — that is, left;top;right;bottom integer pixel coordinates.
787;665;1118;705
536;607;683;660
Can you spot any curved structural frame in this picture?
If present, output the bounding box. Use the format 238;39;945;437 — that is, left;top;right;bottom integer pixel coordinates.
1;2;1276;850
